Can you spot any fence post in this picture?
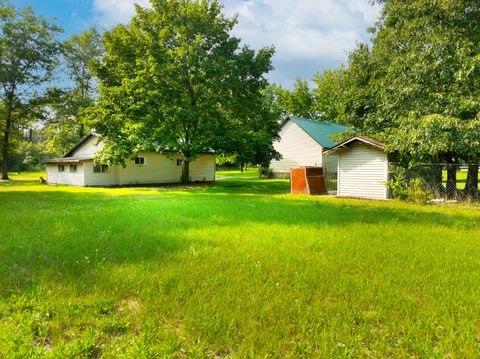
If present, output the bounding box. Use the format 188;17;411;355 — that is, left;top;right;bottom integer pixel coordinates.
465;164;479;200
431;164;444;198
446;164;457;199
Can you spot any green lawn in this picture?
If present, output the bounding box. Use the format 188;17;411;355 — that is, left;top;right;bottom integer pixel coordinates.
442;169;469;190
1;174;480;357
5;171;46;181
216;167;259;178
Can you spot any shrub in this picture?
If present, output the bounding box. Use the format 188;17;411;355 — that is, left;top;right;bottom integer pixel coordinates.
386;167;432;204
259;166;273;178
405;178;433;204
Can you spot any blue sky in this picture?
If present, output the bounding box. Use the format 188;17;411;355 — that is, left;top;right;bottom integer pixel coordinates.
15;0;381;88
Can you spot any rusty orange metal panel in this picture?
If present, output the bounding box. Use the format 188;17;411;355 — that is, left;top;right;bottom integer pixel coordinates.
290;168;308;194
290;167;327;195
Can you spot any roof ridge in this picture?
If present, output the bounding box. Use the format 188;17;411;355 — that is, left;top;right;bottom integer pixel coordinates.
286;116;350;149
290;115;346;126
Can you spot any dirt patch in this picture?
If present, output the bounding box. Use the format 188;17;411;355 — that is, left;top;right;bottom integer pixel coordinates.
118;298;141;315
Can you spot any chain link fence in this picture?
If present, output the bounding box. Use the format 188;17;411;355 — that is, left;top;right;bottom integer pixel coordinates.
388;163;480;203
322;160;338;193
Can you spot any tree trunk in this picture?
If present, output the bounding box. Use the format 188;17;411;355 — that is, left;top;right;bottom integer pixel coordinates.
181;158;190;184
1;99;13;181
78;123;85;138
465;164;479;200
431;164;444;198
446;163;458;200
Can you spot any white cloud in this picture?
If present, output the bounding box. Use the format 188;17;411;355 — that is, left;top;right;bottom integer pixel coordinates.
93;0;151;28
91;0;381;87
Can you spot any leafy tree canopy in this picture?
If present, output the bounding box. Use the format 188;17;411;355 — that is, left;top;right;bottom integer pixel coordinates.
41;29;104;156
0;1;62;179
344;0;480;162
88;0;276;183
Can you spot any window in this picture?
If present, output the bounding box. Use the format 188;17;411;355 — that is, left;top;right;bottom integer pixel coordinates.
94;164;109;173
58;165;65;172
134;157;145;165
177;159;182;166
70;165;77;173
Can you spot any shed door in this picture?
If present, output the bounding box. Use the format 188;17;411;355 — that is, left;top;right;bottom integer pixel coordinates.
338;143;388;200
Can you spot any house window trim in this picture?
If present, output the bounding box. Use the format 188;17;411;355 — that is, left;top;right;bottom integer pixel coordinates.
93;164;109;173
58;165;65;173
70;164;78;173
134;156;146;166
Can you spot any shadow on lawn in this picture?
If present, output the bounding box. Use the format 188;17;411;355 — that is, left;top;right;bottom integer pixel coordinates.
1;181;480;295
0;177;290;195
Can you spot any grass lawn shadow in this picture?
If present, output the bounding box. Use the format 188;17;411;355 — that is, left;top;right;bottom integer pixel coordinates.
2;177;480;357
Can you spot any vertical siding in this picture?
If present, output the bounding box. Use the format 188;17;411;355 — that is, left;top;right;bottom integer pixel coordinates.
46;163;85;186
270;120;324;175
337;142;388;200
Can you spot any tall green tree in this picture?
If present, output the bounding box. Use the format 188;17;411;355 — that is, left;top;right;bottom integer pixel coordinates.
89;0;275;183
275;79;316;120
0;2;62;179
344;0;480;198
312;67;346;123
42;29;104;156
223;84;282;171
274;70;347;125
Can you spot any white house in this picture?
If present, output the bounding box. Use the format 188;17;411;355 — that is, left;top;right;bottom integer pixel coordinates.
270;116;350;178
324;136;389;200
45;133;215;187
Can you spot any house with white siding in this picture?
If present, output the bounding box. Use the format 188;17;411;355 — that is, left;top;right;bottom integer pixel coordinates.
45;132;215;187
324;136;389;200
270;116;350;178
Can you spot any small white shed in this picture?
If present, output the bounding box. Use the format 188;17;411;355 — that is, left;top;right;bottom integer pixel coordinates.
324;136;389;200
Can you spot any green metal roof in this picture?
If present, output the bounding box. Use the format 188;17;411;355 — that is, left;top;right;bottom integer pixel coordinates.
288;116;350;149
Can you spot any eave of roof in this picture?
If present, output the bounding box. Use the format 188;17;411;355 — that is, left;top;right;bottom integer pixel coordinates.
283;116;351;149
323;136;386;155
44;155;94;164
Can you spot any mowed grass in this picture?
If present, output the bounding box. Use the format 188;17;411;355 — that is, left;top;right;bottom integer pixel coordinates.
442;169;469;190
216;168;259;178
1;174;480;357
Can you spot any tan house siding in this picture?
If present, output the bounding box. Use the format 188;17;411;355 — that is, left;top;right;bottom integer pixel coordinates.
116;152;215;185
337;142;388;200
82;160;119;187
46;136;215;187
117;152;182;185
270;120;324;175
189;154;215;182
